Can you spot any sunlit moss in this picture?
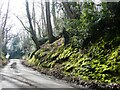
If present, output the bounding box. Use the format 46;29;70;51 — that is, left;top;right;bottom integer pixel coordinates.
27;37;120;83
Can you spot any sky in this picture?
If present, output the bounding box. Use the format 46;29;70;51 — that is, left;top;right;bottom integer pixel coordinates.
9;0;26;34
0;0;45;35
0;0;102;35
0;0;25;34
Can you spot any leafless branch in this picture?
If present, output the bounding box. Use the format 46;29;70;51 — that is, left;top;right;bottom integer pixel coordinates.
14;14;30;32
6;33;18;44
2;1;10;32
0;1;4;18
6;25;12;33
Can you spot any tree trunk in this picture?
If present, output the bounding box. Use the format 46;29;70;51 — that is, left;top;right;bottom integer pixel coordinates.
1;1;10;55
52;1;57;35
45;1;55;43
0;29;2;57
26;0;40;49
41;2;47;37
32;0;36;32
62;2;75;19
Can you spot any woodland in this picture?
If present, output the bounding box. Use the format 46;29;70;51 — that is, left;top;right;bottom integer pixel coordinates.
0;0;120;89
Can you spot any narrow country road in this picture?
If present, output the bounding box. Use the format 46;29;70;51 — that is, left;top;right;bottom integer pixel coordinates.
0;59;89;89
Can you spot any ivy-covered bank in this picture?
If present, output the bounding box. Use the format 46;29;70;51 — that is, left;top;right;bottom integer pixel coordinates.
0;53;8;67
23;37;120;89
22;2;120;89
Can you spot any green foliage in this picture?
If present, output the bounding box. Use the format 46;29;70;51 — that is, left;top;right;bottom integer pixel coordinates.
57;46;73;60
8;36;25;59
1;52;6;61
0;52;8;66
65;2;100;47
60;39;120;83
26;2;120;84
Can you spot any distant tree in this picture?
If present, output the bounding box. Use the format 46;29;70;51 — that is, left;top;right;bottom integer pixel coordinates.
0;29;2;57
2;26;13;55
52;0;57;35
25;0;40;49
36;1;47;38
41;1;47;37
0;1;10;55
62;2;81;19
8;36;23;59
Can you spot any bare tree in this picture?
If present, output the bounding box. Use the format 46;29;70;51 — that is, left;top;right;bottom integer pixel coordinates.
32;0;36;33
37;1;47;38
0;4;3;57
62;2;74;19
62;2;81;19
2;26;12;55
2;1;10;40
0;1;10;56
45;1;55;43
52;1;57;35
0;29;2;57
25;0;40;49
36;22;43;38
41;2;47;37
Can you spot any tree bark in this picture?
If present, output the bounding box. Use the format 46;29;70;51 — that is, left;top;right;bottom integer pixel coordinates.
32;0;36;33
62;2;75;19
1;1;10;55
45;1;55;43
41;2;47;37
26;0;40;49
52;1;57;35
0;29;2;57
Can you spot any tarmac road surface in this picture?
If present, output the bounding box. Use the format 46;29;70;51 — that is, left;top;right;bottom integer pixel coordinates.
0;59;90;90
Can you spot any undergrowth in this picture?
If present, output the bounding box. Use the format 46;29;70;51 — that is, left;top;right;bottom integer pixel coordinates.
26;37;120;84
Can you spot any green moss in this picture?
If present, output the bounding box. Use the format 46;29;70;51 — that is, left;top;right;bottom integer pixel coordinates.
27;37;120;84
28;56;36;65
57;46;72;60
61;39;120;83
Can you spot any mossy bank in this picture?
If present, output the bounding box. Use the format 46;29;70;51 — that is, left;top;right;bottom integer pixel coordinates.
0;53;8;67
23;37;120;90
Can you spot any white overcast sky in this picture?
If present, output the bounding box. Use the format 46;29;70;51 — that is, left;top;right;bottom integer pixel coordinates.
0;0;25;34
0;0;102;35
